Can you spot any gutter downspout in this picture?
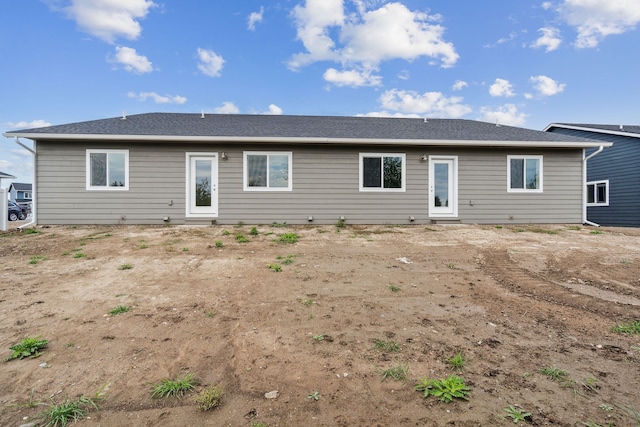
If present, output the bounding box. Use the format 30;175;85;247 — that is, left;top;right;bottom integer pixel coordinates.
14;138;36;229
583;146;604;227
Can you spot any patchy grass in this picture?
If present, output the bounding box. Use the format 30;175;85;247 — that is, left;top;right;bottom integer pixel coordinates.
610;319;640;335
194;384;224;411
277;233;299;244
268;263;282;272
377;364;409;382
28;255;48;265
151;373;197;398
373;339;400;352
118;263;133;270
41;395;101;427
447;352;466;370
108;305;131;316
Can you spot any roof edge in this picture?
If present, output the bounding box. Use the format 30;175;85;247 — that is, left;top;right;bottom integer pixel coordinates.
545;123;640;138
3;132;612;149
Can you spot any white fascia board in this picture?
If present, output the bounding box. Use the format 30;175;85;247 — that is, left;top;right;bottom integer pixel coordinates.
3;132;612;149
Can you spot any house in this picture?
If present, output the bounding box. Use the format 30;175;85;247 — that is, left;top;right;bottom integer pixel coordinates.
544;123;639;227
3;113;610;226
8;182;32;204
0;171;16;188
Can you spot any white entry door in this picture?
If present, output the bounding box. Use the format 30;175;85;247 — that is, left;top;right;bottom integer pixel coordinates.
429;156;458;218
187;153;218;217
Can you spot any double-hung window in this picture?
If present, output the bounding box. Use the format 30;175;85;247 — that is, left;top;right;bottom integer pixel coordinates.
243;151;292;191
507;155;542;192
359;153;406;192
86;149;129;190
586;180;608;206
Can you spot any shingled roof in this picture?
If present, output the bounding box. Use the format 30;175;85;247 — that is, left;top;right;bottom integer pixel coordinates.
4;113;608;148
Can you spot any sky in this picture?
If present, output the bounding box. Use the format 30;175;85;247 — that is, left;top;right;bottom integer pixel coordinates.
1;0;639;186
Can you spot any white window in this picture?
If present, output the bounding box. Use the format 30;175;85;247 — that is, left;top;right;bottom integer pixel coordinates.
243;151;292;191
359;153;406;192
586;180;609;206
86;150;129;190
507;155;542;192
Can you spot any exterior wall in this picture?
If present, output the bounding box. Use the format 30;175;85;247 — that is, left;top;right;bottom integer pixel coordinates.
35;141;584;225
549;128;640;227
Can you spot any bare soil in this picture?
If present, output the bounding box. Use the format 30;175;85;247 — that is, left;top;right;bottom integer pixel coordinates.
1;223;639;427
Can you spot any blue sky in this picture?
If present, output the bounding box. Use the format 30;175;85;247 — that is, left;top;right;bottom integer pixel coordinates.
1;0;639;186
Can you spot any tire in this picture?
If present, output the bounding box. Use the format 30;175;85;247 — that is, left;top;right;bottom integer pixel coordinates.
8;212;19;221
19;214;26;221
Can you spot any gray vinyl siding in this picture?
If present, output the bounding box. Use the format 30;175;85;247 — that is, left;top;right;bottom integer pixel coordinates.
548;128;640;227
35;141;583;225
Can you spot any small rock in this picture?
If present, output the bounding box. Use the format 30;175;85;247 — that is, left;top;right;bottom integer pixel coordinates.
596;344;603;349
264;390;279;399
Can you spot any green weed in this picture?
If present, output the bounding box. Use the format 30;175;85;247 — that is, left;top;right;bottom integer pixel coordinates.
277;233;299;244
302;299;314;307
194;384;224;411
118;263;133;270
270;222;288;228
503;405;532;424
313;335;325;341
28;255;48;265
4;336;48;361
590;230;604;235
268;263;282;272
222;230;231;236
250;227;259;236
215;240;223;248
373;339;399;352
277;254;296;265
447;352;466;370
23;228;40;235
539;366;568;382
108;305;131;316
387;284;401;292
377;364;409;382
307;391;320;401
236;234;249;243
610;319;640;335
205;310;218;318
151;373;197;398
73;252;86;258
41;395;101;427
415;375;470;403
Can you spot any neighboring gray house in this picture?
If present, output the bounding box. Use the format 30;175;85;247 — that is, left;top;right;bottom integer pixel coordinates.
8;182;32;204
3;113;610;226
545;123;639;227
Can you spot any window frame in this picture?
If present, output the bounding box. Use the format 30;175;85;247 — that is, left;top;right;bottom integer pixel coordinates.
586;179;609;206
359;153;406;192
507;155;543;193
86;149;129;191
243;151;293;192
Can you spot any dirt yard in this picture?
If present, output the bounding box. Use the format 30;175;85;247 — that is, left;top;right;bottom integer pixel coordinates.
1;223;639;427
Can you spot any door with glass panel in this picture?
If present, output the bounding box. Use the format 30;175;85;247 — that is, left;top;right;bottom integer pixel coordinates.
187;154;218;217
429;156;458;217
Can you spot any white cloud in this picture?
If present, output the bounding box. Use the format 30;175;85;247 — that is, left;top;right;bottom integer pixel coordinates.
127;92;186;104
397;69;410;80
323;67;382;87
0;159;12;169
197;48;225;77
489;78;515;97
452;80;468;91
213;102;240;114
248;6;264;31
4;120;52;130
479;104;527;126
111;46;153;74
531;27;562;52
377;89;472;118
263;104;283;115
530;75;566;96
289;0;458;85
542;2;553;10
61;0;155;43
558;0;640;48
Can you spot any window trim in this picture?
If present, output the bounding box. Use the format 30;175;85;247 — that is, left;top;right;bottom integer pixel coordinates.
86;149;129;191
586;179;609;206
507;155;543;193
243;151;293;192
359;153;406;192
